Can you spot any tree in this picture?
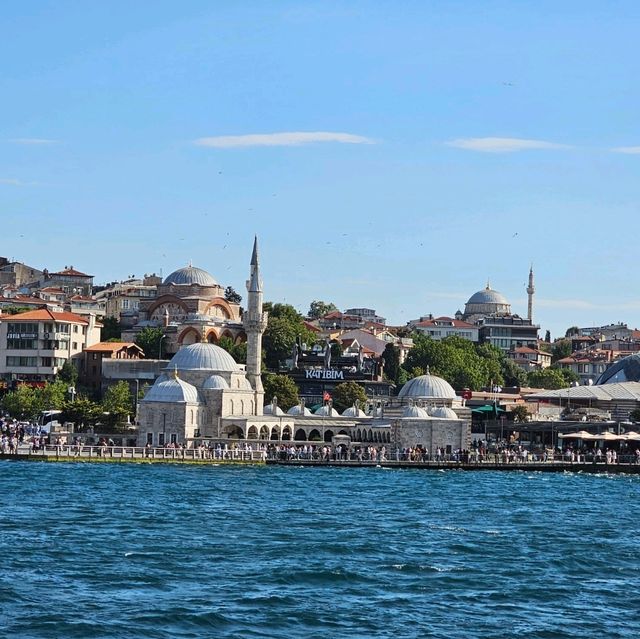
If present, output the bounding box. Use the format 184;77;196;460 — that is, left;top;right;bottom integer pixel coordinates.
557;367;580;386
565;326;580;338
527;368;568;390
1;385;40;419
307;300;338;319
551;340;572;363
382;343;401;384
61;396;101;429
262;374;299;411
332;381;368;412
512;404;530;423
224;286;242;304
135;326;165;359
40;380;68;411
544;330;551;343
217;336;247;365
101;317;122;341
101;381;132;426
630;408;640;423
262;303;317;370
501;358;528;387
58;361;78;386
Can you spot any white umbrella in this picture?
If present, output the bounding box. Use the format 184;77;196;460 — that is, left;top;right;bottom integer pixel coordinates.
558;430;596;440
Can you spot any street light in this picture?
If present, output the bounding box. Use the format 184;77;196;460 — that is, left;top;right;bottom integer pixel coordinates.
133;379;139;424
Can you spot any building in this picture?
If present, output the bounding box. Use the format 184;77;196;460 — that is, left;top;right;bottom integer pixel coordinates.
122;264;244;357
36;267;94;297
0;258;43;288
0;308;101;385
413;316;479;342
507;346;552;371
95;275;160;328
79;342;145;392
344;307;386;325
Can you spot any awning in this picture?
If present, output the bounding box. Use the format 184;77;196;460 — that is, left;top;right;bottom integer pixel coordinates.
472;405;506;414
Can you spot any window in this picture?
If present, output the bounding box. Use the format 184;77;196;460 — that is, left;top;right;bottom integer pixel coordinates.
7;323;39;339
158;433;165;446
41;357;52;367
6;338;37;350
146;433;153;445
72;342;78;350
170;434;177;444
73;325;79;333
6;356;37;367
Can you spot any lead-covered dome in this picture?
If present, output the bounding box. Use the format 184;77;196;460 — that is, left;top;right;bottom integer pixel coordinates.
464;284;511;317
402;405;430;419
287;405;312;416
430;406;459;420
168;343;238;372
596;353;640;385
342;405;369;418
314;405;340;417
163;265;218;287
202;374;230;390
142;374;200;403
399;372;457;400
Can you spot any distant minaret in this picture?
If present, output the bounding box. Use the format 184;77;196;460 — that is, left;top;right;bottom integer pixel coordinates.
243;236;268;413
527;265;535;321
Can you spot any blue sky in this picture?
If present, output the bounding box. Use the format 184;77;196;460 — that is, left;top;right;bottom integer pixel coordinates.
2;1;640;339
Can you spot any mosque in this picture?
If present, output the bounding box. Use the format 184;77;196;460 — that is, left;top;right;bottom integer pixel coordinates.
137;238;471;453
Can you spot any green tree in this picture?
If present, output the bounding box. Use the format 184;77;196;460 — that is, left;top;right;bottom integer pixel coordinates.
330;340;343;360
262;373;299;411
527;368;568;390
135;326;165;359
58;361;78;385
382;343;401;384
1;385;39;419
565;326;580;338
556;366;580;386
332;381;368;412
61;396;101;429
511;404;530;423
40;380;69;410
544;330;551;343
551;339;572;363
101;381;132;426
224;286;242;304
307;300;338;319
630;408;640;422
217;336;247;365
101;316;122;341
262;303;316;370
501;358;528;387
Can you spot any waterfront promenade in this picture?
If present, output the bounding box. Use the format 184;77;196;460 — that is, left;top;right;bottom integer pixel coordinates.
3;444;640;473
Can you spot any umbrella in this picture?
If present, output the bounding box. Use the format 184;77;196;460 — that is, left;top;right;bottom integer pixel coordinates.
621;431;640;441
558;430;596;439
593;431;622;441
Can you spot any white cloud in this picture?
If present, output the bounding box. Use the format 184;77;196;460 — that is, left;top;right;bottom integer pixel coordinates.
0;178;28;186
537;298;640;311
9;138;59;145
194;131;374;148
445;137;569;153
610;146;640;154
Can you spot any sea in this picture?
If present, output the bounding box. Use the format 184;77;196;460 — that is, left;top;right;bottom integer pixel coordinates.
0;462;639;639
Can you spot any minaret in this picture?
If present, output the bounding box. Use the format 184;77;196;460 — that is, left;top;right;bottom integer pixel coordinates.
527;265;535;321
243;236;268;413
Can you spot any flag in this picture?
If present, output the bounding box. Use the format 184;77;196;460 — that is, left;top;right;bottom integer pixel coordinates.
323;391;331;401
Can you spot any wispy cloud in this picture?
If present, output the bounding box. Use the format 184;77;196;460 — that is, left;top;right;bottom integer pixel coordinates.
610;146;640;154
8;138;59;145
194;131;374;148
537;298;640;311
446;137;569;153
0;177;39;186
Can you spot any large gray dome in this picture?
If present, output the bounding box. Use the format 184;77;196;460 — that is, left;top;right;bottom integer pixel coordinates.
596;354;640;385
467;287;509;306
163;265;218;287
464;285;511;317
168;342;238;372
142;374;200;403
398;373;457;400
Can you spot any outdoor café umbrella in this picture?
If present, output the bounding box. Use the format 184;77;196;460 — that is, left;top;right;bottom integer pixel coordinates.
558;430;596;440
621;431;640;441
593;431;622;441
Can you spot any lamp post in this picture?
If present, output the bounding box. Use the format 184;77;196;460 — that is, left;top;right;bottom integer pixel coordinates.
162;412;166;448
134;379;139;424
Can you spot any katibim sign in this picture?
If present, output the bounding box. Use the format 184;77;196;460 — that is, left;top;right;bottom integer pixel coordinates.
304;369;344;381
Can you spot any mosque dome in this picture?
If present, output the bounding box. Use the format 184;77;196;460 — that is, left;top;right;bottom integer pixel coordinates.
398;371;457;400
142;374;200;403
402;405;430;419
163;265;218;287
202;374;230;390
430;406;459;420
168;342;238;372
464;284;511;317
287;405;313;416
342;405;369;418
314;405;340;417
263;404;286;416
596;353;640;385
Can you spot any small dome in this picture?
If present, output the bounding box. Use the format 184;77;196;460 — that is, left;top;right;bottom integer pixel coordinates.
342;406;369;418
431;406;459;420
168;343;238;372
263;404;285;416
202;374;229;390
399;372;457;400
163;265;218;287
142;375;200;403
287;405;313;416
402;405;430;419
314;405;340;417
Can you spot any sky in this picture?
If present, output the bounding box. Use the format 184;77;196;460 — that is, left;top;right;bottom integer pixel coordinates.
2;1;640;339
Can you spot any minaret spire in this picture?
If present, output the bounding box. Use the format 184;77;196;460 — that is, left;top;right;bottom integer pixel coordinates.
526;264;535;321
244;236;268;412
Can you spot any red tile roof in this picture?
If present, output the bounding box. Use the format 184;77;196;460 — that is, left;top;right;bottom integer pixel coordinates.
50;267;92;277
2;308;89;323
416;316;475;329
84;342;142;353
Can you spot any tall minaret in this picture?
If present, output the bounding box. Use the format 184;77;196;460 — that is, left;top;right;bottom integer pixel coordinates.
527;265;535;321
244;236;268;413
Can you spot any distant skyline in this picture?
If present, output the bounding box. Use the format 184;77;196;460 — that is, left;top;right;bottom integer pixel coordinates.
2;1;640;339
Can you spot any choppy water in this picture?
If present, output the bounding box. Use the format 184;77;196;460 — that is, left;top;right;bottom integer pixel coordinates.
1;462;639;638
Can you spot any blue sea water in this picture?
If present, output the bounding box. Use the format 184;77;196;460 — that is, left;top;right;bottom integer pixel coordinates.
0;462;639;639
